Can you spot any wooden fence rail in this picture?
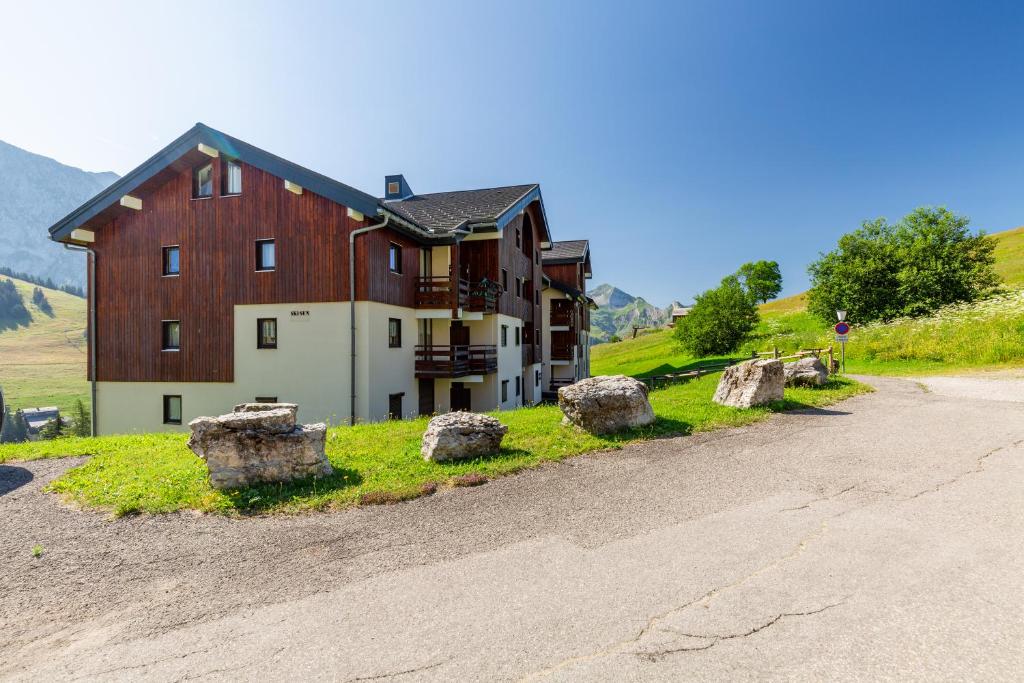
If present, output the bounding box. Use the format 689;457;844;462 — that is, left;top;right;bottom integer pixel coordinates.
636;346;838;392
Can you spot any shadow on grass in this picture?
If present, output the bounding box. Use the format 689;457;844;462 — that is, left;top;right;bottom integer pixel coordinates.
637;357;740;378
223;466;363;512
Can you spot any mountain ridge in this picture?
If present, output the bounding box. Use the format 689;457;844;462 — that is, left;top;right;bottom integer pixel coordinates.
588;283;684;343
0;139;119;288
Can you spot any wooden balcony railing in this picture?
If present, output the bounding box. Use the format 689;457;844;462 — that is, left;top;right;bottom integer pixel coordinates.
551;342;575;361
466;279;501;314
415;344;498;378
550;377;575;391
550;308;573;326
415;276;468;309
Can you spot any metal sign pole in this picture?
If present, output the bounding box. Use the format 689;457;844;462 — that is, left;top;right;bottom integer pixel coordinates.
841;341;846;373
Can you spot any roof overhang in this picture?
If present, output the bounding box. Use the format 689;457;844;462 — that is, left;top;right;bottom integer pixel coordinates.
49;123;382;243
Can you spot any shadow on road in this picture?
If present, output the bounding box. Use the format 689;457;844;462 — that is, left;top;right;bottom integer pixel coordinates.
0;464;34;496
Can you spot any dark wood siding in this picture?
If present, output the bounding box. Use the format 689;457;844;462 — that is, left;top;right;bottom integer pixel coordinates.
90;158;416;383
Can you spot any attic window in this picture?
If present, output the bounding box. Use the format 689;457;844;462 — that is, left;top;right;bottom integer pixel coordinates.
222;159;242;195
387;181;400;195
193;164;213;199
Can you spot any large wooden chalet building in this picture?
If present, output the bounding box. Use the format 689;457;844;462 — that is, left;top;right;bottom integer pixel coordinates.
49;124;596;434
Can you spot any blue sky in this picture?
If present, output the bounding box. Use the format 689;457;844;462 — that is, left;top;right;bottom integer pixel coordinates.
2;0;1023;306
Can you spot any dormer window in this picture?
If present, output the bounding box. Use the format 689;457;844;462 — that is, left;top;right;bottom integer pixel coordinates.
193;164;213;198
222;159;242;195
387;181;400;195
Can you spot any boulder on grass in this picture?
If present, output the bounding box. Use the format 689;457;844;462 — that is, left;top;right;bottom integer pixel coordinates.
784;357;829;387
188;405;331;490
421;412;508;462
558;375;655;434
712;359;784;408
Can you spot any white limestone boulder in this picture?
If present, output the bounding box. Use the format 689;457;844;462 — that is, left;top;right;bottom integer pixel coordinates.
421;412;508;462
187;405;331;490
712;359;784;408
558;375;656;434
784;357;829;387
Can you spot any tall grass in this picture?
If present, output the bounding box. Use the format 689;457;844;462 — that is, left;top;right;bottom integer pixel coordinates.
751;289;1024;374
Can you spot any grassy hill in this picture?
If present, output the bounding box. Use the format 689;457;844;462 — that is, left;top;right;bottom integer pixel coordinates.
594;225;1024;378
0;276;87;413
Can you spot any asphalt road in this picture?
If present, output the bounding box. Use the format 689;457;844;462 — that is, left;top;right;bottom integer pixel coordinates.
1;375;1022;681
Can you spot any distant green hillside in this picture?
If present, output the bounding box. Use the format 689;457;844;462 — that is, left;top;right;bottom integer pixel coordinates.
0;276;87;413
594;226;1024;378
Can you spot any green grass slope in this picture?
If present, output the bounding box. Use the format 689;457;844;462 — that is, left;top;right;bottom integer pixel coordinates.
0;375;864;515
992;225;1024;287
0;276;87;413
594;226;1024;378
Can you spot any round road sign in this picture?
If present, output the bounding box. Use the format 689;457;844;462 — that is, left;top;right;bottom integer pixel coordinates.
834;321;851;335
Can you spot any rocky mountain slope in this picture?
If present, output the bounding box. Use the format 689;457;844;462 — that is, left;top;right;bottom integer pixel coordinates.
588;284;683;344
0;140;118;288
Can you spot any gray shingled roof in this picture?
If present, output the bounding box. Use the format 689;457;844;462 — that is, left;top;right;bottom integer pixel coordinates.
382;184;538;233
542;240;589;263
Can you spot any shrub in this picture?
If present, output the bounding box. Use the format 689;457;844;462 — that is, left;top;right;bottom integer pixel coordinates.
675;275;759;357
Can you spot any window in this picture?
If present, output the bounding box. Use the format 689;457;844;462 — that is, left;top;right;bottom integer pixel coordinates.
418;319;432;346
389;243;402;274
257;318;277;349
535;290;540;305
163;395;182;425
515;228;521;248
222;158;242;195
501;380;509;403
389;318;402;348
387;181;400;195
535;369;540;387
515;376;521;396
256;239;275;271
162;320;180;351
255;396;278;403
388;393;404;419
162;246;180;276
501;325;508;347
501;268;508;293
535;250;540;266
515;278;522;298
515;327;520;346
193;163;213;198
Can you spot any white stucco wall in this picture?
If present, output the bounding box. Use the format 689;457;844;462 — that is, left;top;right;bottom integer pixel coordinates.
95;301;420;434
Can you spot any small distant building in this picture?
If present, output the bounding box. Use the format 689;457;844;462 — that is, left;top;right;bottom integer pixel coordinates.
21;407;60;439
670;306;692;326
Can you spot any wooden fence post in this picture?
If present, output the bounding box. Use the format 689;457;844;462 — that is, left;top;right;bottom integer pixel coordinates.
828;345;835;375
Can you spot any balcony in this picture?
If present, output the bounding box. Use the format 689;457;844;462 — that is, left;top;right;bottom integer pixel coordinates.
551;342;575;362
415;276;468;310
415;345;498;378
550;308;573;327
466;278;501;314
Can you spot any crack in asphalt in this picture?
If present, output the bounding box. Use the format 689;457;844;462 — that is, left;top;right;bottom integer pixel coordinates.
779;485;857;512
174;646;287;681
71;644;216;680
635;599;849;662
518;521;830;681
345;659;449;681
900;438;1024;502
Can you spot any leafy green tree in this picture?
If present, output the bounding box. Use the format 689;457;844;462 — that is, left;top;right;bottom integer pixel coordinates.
807;207;998;323
675;275;759;357
736;260;783;304
72;399;91;437
608;334;622;343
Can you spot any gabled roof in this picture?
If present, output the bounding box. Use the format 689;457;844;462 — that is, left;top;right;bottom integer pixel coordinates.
542;239;589;264
382;184;552;242
49;123;382;242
